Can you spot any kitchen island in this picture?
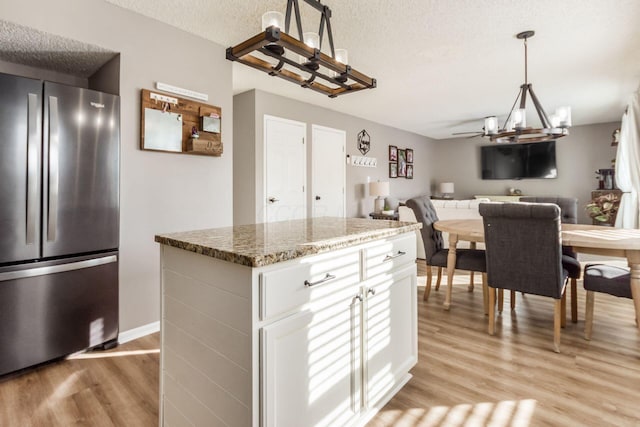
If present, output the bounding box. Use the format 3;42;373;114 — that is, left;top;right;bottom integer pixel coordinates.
155;217;421;427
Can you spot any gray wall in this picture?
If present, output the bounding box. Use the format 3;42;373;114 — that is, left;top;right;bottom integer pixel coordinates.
1;0;234;332
233;91;257;225
431;122;620;223
234;89;436;223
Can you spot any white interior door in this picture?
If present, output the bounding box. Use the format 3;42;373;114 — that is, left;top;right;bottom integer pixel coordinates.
264;115;307;222
312;125;346;218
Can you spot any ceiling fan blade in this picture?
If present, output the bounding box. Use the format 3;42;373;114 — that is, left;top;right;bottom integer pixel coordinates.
452;131;483;135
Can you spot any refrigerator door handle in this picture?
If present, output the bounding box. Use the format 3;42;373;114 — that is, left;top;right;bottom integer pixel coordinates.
0;255;117;282
26;93;39;245
47;95;60;242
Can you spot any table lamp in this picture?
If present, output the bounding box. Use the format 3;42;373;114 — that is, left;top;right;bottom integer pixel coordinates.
369;181;390;213
439;182;454;199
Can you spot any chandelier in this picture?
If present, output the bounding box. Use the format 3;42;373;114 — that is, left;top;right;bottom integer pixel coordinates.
483;31;571;143
226;0;376;98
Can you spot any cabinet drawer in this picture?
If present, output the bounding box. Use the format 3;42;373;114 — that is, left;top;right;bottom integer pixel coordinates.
260;249;360;321
363;233;416;279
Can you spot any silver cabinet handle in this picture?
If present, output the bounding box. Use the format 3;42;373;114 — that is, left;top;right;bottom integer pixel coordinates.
383;250;406;262
367;288;376;296
26;93;39;245
304;273;336;287
47;95;60;242
353;294;364;303
268;197;279;203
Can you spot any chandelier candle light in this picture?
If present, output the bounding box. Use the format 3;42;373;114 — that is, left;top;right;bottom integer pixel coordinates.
369;181;390;213
484;31;571;143
227;0;376;98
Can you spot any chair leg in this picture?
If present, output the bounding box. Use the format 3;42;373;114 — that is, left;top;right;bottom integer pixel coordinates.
488;287;496;335
498;289;504;313
554;298;562;353
435;267;443;291
510;290;516;310
585;290;595;340
571;278;578;323
482;273;489;315
468;242;476;291
561;292;567;328
424;264;433;301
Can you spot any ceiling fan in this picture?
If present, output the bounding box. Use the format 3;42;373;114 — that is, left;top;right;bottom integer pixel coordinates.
451;116;497;139
451;115;508;139
451;129;485;138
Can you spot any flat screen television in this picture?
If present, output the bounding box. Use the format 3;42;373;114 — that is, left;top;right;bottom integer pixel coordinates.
481;140;557;180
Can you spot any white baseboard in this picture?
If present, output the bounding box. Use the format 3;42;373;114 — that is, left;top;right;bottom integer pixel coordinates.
118;321;160;344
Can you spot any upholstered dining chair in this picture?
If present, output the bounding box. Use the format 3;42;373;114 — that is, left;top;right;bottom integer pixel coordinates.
519;196;581;322
480;202;568;353
406;196;487;307
583;264;633;340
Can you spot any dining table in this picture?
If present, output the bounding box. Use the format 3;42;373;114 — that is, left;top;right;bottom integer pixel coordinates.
434;219;640;328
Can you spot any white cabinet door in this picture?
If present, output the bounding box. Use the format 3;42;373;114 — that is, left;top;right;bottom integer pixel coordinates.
261;298;362;427
364;264;417;407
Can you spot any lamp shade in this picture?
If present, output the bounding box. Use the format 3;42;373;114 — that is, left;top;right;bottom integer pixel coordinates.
439;182;454;195
369;181;390;197
555;106;571;128
484;116;498;135
303;32;320;49
335;48;348;65
261;11;284;30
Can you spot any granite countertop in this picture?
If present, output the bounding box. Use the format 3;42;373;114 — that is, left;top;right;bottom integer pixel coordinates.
155;217;422;267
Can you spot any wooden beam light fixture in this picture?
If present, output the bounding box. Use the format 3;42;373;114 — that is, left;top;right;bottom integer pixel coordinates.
226;0;376;98
484;31;571;143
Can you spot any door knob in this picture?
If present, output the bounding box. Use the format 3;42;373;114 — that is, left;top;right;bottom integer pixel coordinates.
268;197;279;203
315;195;321;200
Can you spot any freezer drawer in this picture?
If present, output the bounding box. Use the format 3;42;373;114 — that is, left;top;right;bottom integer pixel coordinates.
0;252;118;376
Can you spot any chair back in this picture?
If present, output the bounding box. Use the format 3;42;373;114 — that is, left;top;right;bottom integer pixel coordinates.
519;197;578;224
406;196;443;264
479;202;566;299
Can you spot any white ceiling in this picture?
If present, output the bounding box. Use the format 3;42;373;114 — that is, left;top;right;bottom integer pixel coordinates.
0;20;117;77
105;0;640;139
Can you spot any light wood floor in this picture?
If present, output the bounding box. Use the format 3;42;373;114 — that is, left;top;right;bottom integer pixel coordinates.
1;262;638;426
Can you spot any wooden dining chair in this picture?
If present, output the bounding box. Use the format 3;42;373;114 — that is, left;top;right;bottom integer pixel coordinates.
480;202;568;353
583;264;633;340
520;196;581;322
406;196;488;308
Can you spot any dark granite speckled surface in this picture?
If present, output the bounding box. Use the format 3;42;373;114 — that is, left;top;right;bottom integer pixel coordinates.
155;217;421;267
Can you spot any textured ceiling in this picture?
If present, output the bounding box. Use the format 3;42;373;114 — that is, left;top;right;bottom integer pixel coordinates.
0;20;117;77
107;0;640;139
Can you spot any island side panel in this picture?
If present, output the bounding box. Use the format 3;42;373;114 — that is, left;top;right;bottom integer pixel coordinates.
160;245;256;426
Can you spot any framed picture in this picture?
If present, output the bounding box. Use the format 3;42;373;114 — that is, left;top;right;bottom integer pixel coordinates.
398;149;407;177
389;145;398;162
406;164;414;179
389;162;398;178
406;148;413;164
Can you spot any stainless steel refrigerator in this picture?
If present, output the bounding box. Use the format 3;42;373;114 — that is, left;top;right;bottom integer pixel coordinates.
0;72;120;376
